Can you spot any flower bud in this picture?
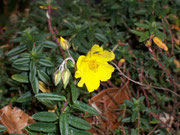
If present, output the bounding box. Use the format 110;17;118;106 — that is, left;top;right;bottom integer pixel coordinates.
62;68;71;89
54;70;62;86
59;37;71;50
145;40;151;47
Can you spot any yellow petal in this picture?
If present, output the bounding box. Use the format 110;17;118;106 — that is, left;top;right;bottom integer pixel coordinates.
88;44;103;55
94;50;115;61
85;75;100;92
153;37;168;51
76;55;86;69
77;78;85;87
96;62;115;81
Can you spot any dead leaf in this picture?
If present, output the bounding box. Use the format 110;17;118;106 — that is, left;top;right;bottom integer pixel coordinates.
153;37;168;51
87;82;131;134
0;105;35;134
39;81;50;93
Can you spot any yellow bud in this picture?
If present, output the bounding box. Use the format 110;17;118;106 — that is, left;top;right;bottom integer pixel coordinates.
59;37;71;50
153;37;168;51
54;70;62;86
145;40;152;47
118;58;125;67
119;58;125;63
62;68;71;89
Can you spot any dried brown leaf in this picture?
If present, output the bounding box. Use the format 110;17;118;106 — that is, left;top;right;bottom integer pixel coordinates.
0;105;35;134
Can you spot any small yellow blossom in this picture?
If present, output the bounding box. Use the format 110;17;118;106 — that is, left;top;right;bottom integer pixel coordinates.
75;44;115;92
153;37;168;51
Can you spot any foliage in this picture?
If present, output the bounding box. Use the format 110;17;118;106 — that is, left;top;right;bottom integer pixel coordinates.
0;0;180;134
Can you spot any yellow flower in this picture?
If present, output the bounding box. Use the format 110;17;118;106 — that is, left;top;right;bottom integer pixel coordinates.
75;44;115;92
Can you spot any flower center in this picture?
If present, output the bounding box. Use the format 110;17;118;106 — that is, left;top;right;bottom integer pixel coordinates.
88;60;99;72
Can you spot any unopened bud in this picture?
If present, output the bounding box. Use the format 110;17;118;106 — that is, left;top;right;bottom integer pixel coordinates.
118;58;125;67
145;40;152;47
59;37;71;50
54;70;62;86
62;68;71;89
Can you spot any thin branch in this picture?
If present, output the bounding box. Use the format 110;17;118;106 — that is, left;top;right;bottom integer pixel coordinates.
110;61;180;98
47;5;65;59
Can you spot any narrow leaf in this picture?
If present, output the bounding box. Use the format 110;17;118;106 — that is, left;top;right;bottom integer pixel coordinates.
16;91;32;103
35;93;66;101
38;59;54;67
38;70;51;85
0;124;7;132
59;113;69;135
69;126;92;135
28;122;56;133
32;112;57;122
6;44;26;56
69;115;91;130
11;74;29;83
73;101;99;115
31;77;39;94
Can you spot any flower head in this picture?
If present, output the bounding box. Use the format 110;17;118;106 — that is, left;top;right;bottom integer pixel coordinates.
75;44;115;92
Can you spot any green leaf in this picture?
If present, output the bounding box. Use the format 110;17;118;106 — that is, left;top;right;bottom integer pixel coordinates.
24;126;37;135
71;84;80;103
41;41;57;49
69;127;92;135
150;119;160;124
0;124;7;132
155;29;166;41
95;33;108;42
37;99;55;109
12;63;29;71
131;111;138;122
59;113;69;135
139;31;149;42
6;44;26;56
131;129;137;135
35;93;66;101
11;74;29;83
16;91;32;103
38;59;54;67
28;122;56;133
69;115;91;130
135;23;150;29
13;57;30;65
31;77;39;94
130;29;143;36
9;37;22;42
32;112;57;122
73;101;99;115
38;70;51;85
121;117;131;123
29;70;36;83
124;100;133;108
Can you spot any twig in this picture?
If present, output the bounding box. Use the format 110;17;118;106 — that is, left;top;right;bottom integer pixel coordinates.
110;61;180;98
47;5;65;58
147;125;158;135
164;17;175;56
